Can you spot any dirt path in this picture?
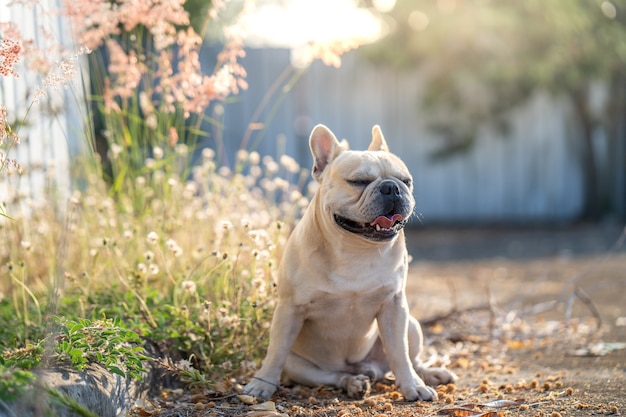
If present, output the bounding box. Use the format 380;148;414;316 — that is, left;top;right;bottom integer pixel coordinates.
405;223;626;416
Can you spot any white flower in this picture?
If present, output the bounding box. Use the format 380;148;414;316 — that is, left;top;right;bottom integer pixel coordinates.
202;148;215;161
146;232;159;245
181;280;197;294
249;152;260;165
280;154;300;173
166;239;183;257
177;359;192;371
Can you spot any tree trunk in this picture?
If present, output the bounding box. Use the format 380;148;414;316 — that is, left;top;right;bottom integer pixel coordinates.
571;88;601;220
607;68;626;220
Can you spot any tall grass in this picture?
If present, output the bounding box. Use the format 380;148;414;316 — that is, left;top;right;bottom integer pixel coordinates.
0;1;302;408
0;142;310;372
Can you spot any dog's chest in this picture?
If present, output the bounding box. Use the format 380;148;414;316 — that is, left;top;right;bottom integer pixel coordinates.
303;278;397;321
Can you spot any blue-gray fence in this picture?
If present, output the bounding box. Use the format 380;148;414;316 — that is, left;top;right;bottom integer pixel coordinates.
3;16;616;223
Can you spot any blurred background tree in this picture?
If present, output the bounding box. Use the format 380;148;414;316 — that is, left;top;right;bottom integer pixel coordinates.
363;0;626;219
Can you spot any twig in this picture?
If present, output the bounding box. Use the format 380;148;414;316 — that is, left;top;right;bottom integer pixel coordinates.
485;283;496;340
420;304;493;326
565;287;603;330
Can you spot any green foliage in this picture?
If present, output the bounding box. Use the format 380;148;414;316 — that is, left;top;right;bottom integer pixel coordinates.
364;0;626;154
44;387;100;417
1;0;306;411
0;358;36;402
0;143;305;404
54;317;151;379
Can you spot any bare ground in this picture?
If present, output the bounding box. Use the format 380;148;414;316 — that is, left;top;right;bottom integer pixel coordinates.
133;223;626;417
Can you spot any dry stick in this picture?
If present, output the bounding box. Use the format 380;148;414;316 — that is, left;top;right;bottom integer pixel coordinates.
480;282;496;340
565;287;603;330
420;304;493;327
514;226;626;327
561;226;626;328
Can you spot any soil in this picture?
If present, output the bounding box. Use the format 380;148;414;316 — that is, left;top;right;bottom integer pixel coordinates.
132;223;626;417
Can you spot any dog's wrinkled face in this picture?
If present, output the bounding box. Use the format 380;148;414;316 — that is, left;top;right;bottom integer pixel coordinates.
310;125;415;242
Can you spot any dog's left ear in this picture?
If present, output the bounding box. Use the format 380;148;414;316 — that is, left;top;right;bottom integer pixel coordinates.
310;124;343;181
369;125;390;152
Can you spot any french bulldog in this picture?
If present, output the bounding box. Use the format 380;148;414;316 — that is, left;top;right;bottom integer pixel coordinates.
243;124;456;401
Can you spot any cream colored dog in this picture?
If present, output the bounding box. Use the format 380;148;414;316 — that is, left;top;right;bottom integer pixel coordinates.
243;125;456;401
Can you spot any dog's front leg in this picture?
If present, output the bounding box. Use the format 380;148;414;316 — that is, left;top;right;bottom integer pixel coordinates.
243;301;304;399
377;293;438;401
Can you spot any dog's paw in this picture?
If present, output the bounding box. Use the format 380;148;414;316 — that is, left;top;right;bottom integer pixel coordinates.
400;383;438;402
242;377;278;400
344;374;371;399
418;367;458;387
356;363;384;382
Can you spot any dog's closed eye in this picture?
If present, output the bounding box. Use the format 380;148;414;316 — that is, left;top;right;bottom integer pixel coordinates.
348;178;374;187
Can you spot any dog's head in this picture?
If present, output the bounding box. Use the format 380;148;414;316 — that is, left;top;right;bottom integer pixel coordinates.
309;124;415;243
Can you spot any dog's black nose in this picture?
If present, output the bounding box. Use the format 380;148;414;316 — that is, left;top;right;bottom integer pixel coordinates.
379;180;401;197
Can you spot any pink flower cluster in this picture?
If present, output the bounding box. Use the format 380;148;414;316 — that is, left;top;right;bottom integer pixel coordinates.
61;0;247;118
62;0;190;51
0;37;21;77
0;105;23;175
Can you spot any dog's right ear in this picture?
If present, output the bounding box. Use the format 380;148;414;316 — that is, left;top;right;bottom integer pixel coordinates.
309;124;343;182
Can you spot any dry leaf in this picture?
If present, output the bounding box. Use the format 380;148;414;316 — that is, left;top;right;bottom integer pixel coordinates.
506;340;527;349
237;394;257;405
440;407;481;416
440;408;506;417
451;357;471;369
213;380;230;394
133;398;161;416
250;401;277;411
482;399;524;408
247;412;288;417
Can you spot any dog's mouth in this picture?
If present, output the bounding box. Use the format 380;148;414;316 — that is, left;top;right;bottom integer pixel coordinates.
334;213;408;241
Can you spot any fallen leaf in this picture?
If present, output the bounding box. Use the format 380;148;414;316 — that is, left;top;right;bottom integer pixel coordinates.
214;380;230;394
506;340;528;349
250;401;277;411
237;394;257;405
481;399;524;408
133;398;161;416
439;407;481;416
440;407;507;417
247;412;288;417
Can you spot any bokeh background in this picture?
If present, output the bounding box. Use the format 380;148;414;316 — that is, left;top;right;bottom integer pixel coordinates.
3;0;625;224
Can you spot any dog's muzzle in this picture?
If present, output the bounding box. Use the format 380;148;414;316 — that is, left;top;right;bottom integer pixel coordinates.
334;213;409;242
334;179;412;241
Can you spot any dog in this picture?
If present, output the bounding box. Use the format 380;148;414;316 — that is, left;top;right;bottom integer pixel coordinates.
243;124;456;401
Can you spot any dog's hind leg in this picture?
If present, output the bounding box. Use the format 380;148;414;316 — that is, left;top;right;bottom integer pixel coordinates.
284;353;371;398
407;316;458;386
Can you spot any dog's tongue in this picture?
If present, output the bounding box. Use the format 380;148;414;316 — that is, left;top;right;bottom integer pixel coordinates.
370;214;403;229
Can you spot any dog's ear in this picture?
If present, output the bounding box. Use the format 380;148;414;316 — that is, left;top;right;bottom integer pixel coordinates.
310;124;343;181
369;125;390;152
